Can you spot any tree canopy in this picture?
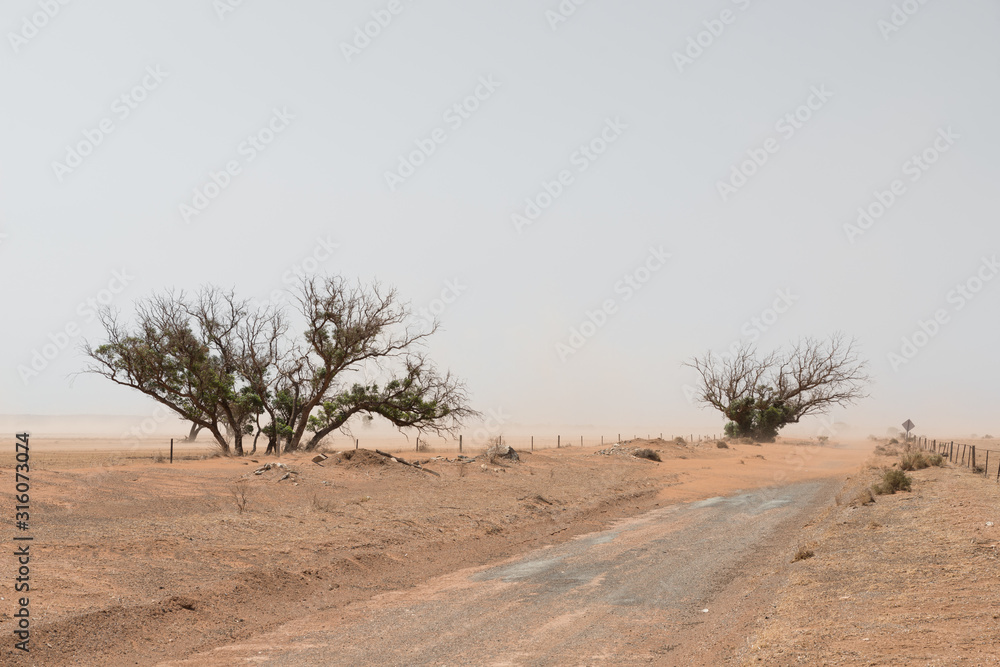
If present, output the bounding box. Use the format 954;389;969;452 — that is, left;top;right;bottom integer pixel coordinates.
685;334;870;442
84;277;475;455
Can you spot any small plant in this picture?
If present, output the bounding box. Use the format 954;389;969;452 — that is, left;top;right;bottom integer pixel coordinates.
888;438;899;445
850;488;876;506
899;451;928;471
715;441;729;449
872;469;912;495
899;451;945;471
817;436;829;445
792;546;815;562
674;437;686;445
874;443;900;457
152;451;166;463
231;480;252;514
634;448;661;462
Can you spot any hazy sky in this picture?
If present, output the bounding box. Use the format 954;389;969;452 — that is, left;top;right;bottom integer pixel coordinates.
2;0;998;439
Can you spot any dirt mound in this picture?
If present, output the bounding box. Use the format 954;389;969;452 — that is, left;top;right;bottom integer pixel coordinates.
596;443;664;462
337;449;389;467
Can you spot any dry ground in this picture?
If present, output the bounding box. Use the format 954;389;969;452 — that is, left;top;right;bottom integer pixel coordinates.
0;436;863;665
741;451;1000;665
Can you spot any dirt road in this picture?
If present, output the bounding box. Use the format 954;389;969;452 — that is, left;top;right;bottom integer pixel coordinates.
171;479;838;666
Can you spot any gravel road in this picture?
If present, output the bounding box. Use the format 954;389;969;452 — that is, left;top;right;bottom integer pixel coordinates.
174;479;840;666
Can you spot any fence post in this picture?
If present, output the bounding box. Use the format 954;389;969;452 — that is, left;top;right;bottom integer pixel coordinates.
984;450;989;477
170;438;173;464
531;436;534;452
580;436;583;447
971;445;976;471
459;434;462;454
355;438;358;450
557;435;560;449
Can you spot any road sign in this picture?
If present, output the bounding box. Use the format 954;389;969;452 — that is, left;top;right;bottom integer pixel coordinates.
902;419;915;432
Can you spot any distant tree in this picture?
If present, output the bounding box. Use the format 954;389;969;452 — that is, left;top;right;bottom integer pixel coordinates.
685;334;870;442
84;277;475;455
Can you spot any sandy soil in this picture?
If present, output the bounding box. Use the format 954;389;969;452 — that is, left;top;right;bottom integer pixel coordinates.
741;451;1000;665
0;435;866;665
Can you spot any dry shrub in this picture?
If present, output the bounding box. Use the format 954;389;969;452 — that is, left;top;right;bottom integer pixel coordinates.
872;469;911;495
792;546;815;562
900;451;944;471
231;480;252;514
874;444;900;457
674;437;686;445
486;437;519;464
715;441;729;449
850;487;876;506
634;448;661;462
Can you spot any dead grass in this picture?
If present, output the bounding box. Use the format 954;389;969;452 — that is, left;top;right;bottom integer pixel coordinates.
310;493;337;513
747;464;1000;664
850;487;876;506
633;448;662;462
900;450;943;471
873;443;901;457
792;546;814;562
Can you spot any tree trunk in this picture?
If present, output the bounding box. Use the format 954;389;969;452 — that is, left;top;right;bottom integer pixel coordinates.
209;425;230;455
305;411;359;451
232;430;245;457
184;423;204;442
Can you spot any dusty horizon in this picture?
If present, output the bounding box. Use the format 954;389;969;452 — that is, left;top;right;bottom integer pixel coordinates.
3;0;998;451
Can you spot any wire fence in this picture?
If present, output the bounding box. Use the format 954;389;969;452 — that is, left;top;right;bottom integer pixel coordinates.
913;436;1000;481
322;431;724;456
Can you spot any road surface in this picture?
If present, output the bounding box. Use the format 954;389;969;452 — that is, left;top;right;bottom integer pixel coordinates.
171;479;837;666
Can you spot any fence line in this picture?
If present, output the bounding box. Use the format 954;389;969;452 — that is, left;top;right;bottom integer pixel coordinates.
362;432;722;455
914;436;1000;482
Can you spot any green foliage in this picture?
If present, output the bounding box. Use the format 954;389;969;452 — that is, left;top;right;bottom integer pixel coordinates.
721;390;794;442
872;469;912;495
